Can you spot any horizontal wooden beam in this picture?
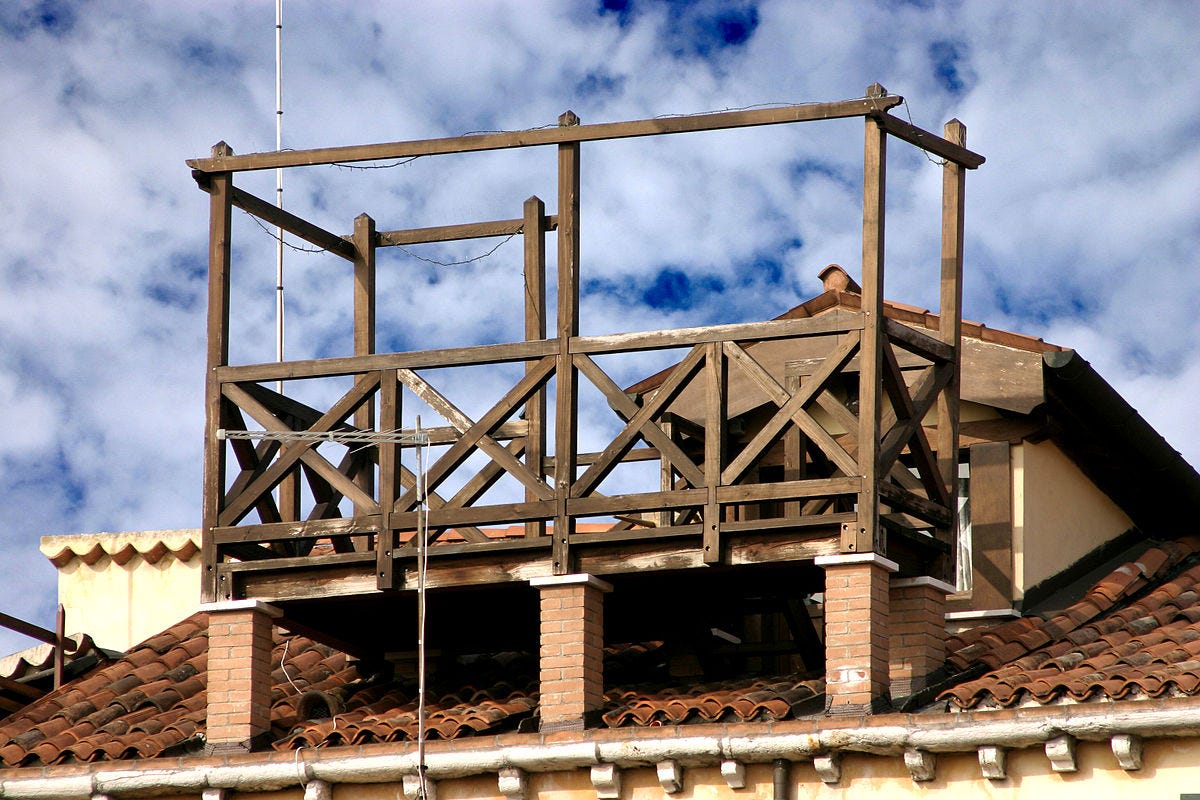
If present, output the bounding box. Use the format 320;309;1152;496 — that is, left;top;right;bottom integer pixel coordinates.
884;317;955;362
227;185;357;260
376;216;558;247
213;515;382;545
217;339;557;383
189;95;904;173
0;611;57;646
872;112;985;168
571;313;864;355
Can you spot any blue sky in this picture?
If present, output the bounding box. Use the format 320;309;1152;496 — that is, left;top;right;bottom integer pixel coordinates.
0;0;1197;654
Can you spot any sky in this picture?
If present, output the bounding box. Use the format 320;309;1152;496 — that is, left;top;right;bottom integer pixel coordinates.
0;0;1197;655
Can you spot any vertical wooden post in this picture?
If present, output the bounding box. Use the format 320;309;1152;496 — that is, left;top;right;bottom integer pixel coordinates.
202;142;234;603
703;342;725;563
937;120;966;583
659;416;677;528
524;196;548;539
377;369;401;590
850;84;887;555
53;604;65;689
353;214;377;524
783;373;805;519
553;111;581;574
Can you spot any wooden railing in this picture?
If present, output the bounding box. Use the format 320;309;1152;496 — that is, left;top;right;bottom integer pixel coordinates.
193;84;982;602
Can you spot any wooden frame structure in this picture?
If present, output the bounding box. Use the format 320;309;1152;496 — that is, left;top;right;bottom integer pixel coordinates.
189;84;983;606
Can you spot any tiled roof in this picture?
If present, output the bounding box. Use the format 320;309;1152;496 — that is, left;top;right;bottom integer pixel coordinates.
942;537;1200;709
603;676;824;727
40;530;200;568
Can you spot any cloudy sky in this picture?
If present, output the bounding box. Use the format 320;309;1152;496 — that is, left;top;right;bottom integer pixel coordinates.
0;0;1196;654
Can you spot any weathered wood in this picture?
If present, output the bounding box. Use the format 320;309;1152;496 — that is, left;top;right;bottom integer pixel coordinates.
872;111;985;169
213;515;382;544
783;373;805;517
218;375;380;526
393;356;556;512
967;441;1012;607
571;314;863;355
189;96;904;173
704;342;725;563
0;673;43;700
573;353;705;487
353;214;377;526
567;487;706;516
202;143;234;603
937;119;968;583
571;347;706;497
397;368;554;501
377;369;400;589
0;611;58;646
554;114;581;575
376;215;557;247
853;87;887;554
878;362;954;474
524;196;548;539
877;480;952;528
716;477;861;503
227;185;356;260
435;439;527;543
393;499;557;530
883;317;954;363
217;339;557;383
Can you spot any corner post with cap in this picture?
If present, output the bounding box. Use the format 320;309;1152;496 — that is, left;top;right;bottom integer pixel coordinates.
553;111;581;574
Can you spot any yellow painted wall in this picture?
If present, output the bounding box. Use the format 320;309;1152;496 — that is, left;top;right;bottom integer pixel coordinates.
1012;440;1133;596
41;530;202;652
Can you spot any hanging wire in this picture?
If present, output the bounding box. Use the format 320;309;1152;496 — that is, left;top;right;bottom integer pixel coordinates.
900;99;950;167
217;428;430;445
394;229;521;268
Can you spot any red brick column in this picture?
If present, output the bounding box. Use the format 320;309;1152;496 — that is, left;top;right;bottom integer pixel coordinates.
530;574;612;731
889;576;954;697
201;600;281;752
816;553;897;715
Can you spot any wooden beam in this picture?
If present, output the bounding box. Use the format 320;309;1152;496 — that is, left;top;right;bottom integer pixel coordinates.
353;213;377;534
376;215;557;246
227;185;357;260
872;111;985;169
853;84;887;554
703;341;725;563
202;142;234;603
377;370;400;589
188;95;904;173
571;313;862;355
524;196;548;540
0;611;57;646
554;111;581;574
883;317;954;362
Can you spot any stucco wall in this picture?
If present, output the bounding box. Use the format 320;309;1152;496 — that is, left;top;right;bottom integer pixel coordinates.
1012;440;1132;597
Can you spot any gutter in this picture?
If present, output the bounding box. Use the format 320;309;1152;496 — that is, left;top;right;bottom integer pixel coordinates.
3;702;1200;797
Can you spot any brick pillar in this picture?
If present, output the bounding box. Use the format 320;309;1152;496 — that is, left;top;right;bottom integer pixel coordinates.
530;574;612;731
889;576;954;697
201;600;281;752
816;553;897;715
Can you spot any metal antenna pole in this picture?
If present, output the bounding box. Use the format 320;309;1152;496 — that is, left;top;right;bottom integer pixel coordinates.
274;0;285;392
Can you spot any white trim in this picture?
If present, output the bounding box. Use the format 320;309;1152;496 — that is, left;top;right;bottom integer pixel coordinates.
814;553;899;573
530;574;613;593
944;608;1020;622
891;576;956;594
198;600;283;619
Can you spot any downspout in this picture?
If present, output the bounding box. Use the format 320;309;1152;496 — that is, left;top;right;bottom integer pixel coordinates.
772;758;790;800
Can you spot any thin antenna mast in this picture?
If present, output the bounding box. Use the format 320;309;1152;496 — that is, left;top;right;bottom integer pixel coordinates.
274;0;285;388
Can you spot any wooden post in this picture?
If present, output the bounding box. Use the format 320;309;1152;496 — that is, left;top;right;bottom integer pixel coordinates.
850;85;887;554
53;604;65;689
353;214;377;526
703;342;725;563
553;111;581;574
783;373;805;518
202;142;234;603
377;368;400;590
937;120;966;583
524;196;548;539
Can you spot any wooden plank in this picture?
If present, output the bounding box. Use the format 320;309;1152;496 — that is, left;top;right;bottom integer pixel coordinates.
571;347;706;497
377;369;400;589
376;215;557;246
212;515;382;544
392;499;557;529
873;111;985;169
223;405;283;525
573;353;705;487
218;375;380;526
883;317;954;363
878;362;954;473
720;334;860;485
216;339;556;383
201;143;234;603
703;342;725;563
393;356;556;512
0;673;43;700
554;116;581;575
570;313;863;355
353;214;377;524
716;477;861;504
524;196;548;540
853;87;887;554
394;536;552;559
397;369;554;501
877;480;952;528
937;118;968;583
0;611;57;646
189;95;903;172
228;185;357;260
783;373;805;518
567;487;706;516
968;441;1012;608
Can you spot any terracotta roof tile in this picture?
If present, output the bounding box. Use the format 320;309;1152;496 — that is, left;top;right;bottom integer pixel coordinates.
942;538;1200;709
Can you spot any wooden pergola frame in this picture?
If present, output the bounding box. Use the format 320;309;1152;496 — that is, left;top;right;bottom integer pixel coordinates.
189;84;983;604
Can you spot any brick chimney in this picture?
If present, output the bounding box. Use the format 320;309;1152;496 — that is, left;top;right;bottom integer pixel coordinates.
888;576;954;697
530;574;611;731
816;553;896;714
201;600;280;752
